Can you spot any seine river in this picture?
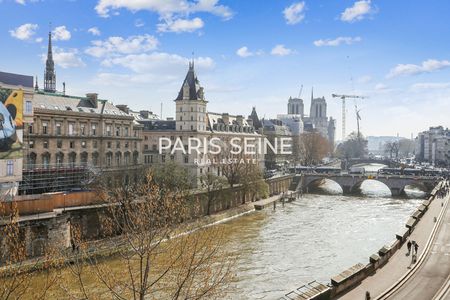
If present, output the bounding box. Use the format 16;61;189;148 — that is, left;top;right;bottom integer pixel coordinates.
25;165;425;299
217;164;424;299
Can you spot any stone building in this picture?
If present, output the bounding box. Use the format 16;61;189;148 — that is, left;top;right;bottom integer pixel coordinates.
19;32;143;194
415;126;450;166
22;92;143;193
138;62;263;186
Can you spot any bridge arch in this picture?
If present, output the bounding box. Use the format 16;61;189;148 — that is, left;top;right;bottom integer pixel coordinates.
350;179;392;196
303;178;343;194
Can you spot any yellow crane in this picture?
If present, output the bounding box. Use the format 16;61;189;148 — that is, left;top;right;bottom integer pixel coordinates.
332;94;367;140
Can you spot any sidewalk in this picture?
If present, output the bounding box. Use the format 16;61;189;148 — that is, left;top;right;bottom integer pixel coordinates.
338;191;448;299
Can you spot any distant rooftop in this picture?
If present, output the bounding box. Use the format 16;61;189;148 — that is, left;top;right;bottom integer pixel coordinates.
0;71;33;88
33;91;131;117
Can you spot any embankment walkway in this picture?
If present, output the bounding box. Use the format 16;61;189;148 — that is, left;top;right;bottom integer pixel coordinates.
339;187;449;299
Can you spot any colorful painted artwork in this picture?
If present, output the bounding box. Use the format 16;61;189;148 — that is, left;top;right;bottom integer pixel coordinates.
0;88;23;159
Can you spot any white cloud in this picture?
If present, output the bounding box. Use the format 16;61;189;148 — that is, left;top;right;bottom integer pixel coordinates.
14;0;39;4
53;26;71;41
387;59;450;78
41;48;85;68
283;2;306;25
236;46;254;58
101;52;214;73
271;44;294;56
340;0;375;23
95;0;233;20
85;34;159;58
157;17;204;33
313;36;362;47
88;27;101;36
9;23;38;41
35;37;43;43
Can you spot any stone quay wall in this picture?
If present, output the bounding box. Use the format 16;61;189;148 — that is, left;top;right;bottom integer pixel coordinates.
0;175;293;261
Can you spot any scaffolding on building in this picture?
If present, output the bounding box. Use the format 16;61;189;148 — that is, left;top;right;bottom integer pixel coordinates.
18;163;98;195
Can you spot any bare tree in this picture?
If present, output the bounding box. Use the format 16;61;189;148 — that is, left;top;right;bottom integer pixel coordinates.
384;141;400;160
59;166;235;300
298;132;330;166
200;171;228;215
0;204;57;300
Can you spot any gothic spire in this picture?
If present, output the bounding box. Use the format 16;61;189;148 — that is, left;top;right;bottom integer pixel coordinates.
44;29;56;93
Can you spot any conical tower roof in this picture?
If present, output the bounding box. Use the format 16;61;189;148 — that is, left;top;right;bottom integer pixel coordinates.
175;62;205;101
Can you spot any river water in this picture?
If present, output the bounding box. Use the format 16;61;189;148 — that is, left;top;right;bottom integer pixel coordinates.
217;164;424;299
24;164;425;299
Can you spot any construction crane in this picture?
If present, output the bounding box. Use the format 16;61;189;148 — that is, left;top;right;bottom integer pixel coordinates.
355;104;362;141
332;94;366;140
298;84;303;98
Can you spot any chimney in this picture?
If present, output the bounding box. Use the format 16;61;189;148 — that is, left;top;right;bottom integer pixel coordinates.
116;104;130;114
236;115;244;126
222;113;230;125
139;110;149;119
86;93;98;108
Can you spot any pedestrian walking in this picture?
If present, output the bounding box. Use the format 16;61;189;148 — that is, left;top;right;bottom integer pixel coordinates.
365;291;371;300
414;242;419;255
406;240;412;256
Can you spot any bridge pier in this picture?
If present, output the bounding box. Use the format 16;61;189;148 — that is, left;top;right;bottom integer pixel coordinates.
390;187;405;197
342;185;353;195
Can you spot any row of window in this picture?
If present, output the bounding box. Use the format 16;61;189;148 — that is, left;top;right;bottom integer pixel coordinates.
179;115;205;122
179;106;206;112
29;140;138;150
28;151;139;168
34;121;136;137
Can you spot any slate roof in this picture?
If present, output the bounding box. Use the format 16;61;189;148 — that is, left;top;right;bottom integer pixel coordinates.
33;92;130;117
0;71;33;88
175;62;205;101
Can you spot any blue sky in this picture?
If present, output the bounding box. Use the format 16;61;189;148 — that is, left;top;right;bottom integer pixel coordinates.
1;0;450;139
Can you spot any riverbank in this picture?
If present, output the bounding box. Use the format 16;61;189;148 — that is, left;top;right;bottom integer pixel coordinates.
0;195;271;276
278;180;444;300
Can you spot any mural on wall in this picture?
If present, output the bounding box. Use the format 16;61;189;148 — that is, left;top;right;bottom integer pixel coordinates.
0;88;23;159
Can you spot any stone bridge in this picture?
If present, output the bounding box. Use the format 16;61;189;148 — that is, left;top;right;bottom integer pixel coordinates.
293;173;438;197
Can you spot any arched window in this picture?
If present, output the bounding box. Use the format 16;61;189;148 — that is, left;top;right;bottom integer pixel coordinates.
92;152;99;166
81;152;88;165
42;152;50;169
116;152;122;166
106;152;113;167
133;151;139;165
28;152;37;168
124;152;130;165
56;152;64;167
69;152;77;167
